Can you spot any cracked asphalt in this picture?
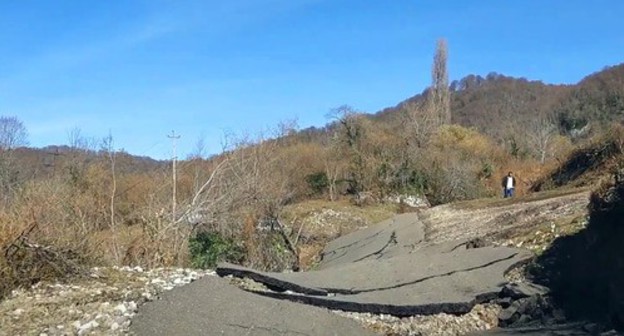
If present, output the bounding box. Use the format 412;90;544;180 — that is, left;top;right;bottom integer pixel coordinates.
216;212;532;316
130;275;376;336
132;211;534;334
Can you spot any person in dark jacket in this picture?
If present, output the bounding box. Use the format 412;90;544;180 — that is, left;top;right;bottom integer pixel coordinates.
502;171;516;198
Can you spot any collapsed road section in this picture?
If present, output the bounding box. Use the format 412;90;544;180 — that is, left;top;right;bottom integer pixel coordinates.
217;213;533;316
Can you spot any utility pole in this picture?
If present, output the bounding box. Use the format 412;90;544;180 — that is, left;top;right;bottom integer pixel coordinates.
168;130;181;223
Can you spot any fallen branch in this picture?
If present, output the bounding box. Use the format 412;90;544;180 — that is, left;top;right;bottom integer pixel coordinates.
275;218;300;271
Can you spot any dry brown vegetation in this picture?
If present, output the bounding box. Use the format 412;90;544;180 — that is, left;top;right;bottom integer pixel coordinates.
532;123;624;191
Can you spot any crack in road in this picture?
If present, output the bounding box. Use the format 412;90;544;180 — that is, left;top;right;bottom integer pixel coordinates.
252;289;489;316
321;252;519;295
216;267;328;296
352;231;398;263
221;252;522;299
321;229;386;263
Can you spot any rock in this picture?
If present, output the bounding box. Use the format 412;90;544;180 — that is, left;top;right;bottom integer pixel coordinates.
473;323;594;335
500;282;550;300
114;303;127;315
150;278;165;285
497;295;570;330
385;194;430;209
466;237;490;249
114;315;129;326
496;297;513;309
498;302;521;327
77;320;99;336
127;301;138;312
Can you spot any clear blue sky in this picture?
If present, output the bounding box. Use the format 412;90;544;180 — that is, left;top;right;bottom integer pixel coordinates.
1;0;622;159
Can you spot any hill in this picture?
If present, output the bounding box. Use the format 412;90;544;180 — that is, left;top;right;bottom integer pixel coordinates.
7;63;624;184
372;64;624;140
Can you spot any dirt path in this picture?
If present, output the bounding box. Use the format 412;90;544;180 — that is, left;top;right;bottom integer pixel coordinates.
422;189;590;246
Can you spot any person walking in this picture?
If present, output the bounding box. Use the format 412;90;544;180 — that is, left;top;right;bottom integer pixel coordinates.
502;171;516;198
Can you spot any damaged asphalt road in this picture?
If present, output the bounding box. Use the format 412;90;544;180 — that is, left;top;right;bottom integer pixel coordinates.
132;212;535;335
217;213;532;316
130;275;376;336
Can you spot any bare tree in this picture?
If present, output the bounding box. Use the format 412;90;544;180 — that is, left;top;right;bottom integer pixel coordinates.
101;133;120;263
326;105;367;195
322;134;345;202
0;116;28;150
428;39;451;127
0;117;28;201
404;100;436;149
404;39;450;154
188;133;207;160
275;118;299;144
66;127;96;152
525;114;558;164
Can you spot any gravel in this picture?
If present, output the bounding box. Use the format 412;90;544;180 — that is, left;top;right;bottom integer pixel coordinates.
334;304;502;336
0;266;214;336
2;267;507;336
1;267;536;336
227;275;502;336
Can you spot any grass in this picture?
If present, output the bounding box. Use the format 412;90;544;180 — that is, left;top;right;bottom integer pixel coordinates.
282;198;398;228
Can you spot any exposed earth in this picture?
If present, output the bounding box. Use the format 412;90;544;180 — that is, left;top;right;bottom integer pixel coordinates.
4;188;620;336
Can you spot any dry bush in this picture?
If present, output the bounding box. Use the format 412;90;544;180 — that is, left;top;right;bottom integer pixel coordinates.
418;125;507;204
275;142;326;199
0;158;190;299
177;131;303;271
0;200;91;299
430;124;503;157
532;123;624;191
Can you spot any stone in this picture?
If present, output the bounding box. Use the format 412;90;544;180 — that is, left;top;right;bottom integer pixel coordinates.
127;301;138;312
77;320;99;336
500;282;549;300
114;303;127;315
496;297;513;309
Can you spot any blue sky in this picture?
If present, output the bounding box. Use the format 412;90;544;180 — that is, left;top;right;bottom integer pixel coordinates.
1;0;623;159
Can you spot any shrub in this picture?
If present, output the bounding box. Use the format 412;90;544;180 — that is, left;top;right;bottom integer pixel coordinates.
531;123;624;191
306;172;329;196
188;231;244;269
